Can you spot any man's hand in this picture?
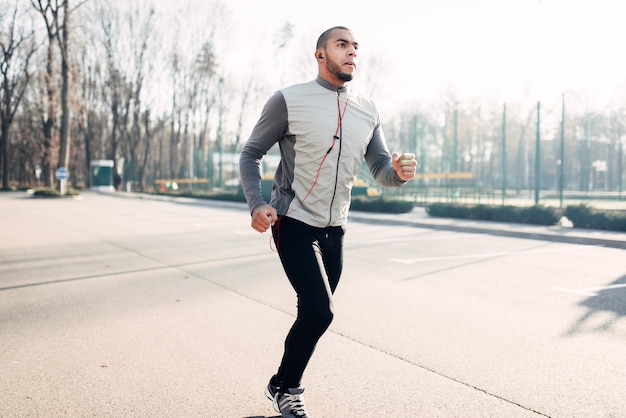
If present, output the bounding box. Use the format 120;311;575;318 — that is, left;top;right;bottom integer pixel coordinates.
392;152;417;181
251;204;278;233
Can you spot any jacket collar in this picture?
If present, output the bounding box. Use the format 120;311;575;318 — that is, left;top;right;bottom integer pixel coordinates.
316;76;348;94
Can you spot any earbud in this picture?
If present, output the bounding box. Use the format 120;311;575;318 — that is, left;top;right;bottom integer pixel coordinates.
318;54;324;60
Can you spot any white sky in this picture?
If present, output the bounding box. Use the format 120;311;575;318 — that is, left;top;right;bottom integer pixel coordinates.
215;0;626;115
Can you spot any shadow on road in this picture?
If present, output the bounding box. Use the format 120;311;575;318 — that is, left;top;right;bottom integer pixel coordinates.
565;274;626;335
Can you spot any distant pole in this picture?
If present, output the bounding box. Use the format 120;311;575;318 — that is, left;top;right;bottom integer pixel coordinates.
412;115;418;162
501;103;507;205
453;104;458;173
412;115;421;198
585;115;593;192
535;101;541;205
452;104;458;199
419;115;426;186
559;93;565;208
619;124;623;200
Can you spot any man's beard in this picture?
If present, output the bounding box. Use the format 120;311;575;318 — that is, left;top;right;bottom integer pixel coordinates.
337;72;353;82
326;59;353;82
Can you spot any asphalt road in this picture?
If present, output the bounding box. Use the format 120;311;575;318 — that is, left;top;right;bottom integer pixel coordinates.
1;191;624;417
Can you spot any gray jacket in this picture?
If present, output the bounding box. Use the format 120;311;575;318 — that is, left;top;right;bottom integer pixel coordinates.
239;76;406;228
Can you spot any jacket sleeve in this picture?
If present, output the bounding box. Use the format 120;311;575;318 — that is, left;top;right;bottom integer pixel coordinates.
364;121;407;188
239;91;288;213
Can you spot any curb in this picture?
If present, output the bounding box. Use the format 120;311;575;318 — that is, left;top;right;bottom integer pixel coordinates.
347;213;626;250
103;192;626;250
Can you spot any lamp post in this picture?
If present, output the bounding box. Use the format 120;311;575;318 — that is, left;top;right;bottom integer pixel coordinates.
535;101;541;205
559;93;565;208
585;113;595;192
501;103;507;205
619;129;624;200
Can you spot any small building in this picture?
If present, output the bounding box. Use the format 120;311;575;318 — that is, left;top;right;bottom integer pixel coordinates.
90;160;115;192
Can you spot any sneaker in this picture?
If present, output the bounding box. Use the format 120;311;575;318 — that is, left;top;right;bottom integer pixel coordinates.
275;388;309;418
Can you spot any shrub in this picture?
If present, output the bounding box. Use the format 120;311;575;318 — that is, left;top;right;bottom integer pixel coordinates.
564;204;626;232
32;187;61;197
31;187;80;197
519;205;559;225
350;196;414;213
426;202;626;232
426;202;467;218
491;205;520;222
563;204;592;228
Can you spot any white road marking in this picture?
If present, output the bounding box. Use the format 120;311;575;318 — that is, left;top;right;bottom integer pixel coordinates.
390;245;576;265
550;283;626;296
391;252;510;264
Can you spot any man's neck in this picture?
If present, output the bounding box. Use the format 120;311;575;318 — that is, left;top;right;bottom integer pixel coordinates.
316;74;349;92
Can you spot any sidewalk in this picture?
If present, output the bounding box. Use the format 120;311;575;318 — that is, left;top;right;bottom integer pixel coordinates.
113;191;626;249
348;207;626;249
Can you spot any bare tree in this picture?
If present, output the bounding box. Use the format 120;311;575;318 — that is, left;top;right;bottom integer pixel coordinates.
231;76;255;154
164;3;225;184
30;0;61;186
167;49;182;179
195;41;218;179
56;0;71;173
101;2;154;186
32;0;87;187
0;2;38;189
122;2;155;190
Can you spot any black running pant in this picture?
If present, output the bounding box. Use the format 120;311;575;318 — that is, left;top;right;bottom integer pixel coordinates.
272;216;345;389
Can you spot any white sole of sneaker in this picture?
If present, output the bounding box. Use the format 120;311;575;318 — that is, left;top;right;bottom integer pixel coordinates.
264;385;280;413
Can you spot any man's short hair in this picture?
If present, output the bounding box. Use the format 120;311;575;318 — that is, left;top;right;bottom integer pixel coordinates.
316;26;351;50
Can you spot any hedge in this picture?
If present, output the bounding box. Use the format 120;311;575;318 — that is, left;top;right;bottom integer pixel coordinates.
426;203;626;232
350;196;415;214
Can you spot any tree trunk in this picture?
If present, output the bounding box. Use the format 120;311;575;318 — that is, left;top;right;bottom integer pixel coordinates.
1;119;9;190
41;34;56;187
57;0;70;174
